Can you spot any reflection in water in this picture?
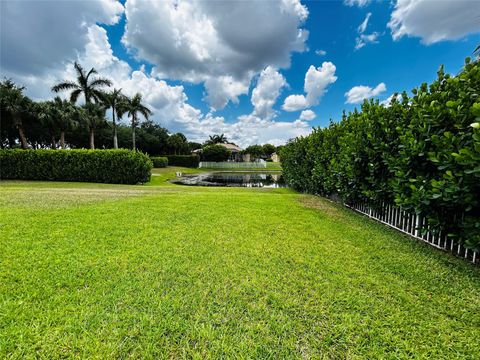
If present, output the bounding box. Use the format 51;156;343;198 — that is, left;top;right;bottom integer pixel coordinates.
173;172;286;188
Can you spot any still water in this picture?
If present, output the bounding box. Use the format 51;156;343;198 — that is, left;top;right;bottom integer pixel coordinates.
173;172;285;188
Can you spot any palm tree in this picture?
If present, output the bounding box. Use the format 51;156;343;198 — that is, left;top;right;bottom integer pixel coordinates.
35;101;58;149
0;79;31;149
205;134;228;145
167;133;188;155
103;88;124;149
118;93;152;150
79;103;107;149
51;62;112;104
53;97;77;149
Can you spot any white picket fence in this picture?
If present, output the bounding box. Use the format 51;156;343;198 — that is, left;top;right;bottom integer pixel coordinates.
345;201;478;265
199;161;267;169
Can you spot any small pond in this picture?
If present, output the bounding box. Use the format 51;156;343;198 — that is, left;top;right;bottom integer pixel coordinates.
172;172;286;188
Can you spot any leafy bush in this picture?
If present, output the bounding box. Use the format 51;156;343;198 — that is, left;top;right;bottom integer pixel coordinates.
151;156;168;168
201;145;231;162
0;149;152;184
262;144;276;157
244;144;264;159
282;58;480;250
165;154;199;168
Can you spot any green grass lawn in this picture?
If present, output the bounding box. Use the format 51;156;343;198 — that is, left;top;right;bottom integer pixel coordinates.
1;167;479;358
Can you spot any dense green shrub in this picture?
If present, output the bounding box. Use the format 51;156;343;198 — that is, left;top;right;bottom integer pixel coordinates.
281;58;480;249
201;145;231;162
151;156;168;168
164;154;199;168
0;149;152;184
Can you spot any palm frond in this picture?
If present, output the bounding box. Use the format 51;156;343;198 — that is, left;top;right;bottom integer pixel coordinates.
85;67;98;82
90;78;113;88
74;62;85;78
70;89;82;104
51;81;79;92
92;89;109;104
138;105;152;119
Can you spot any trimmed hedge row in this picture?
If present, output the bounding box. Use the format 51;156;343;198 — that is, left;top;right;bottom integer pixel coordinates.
164;154;199;168
151;156;168;168
281;58;480;250
0;149;152;184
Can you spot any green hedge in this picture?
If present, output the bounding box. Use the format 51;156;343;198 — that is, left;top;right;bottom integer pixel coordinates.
281;58;480;250
151;156;168;168
164;155;199;168
0;149;152;184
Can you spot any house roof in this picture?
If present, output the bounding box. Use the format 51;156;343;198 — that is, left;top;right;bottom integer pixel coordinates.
219;143;242;152
191;143;243;154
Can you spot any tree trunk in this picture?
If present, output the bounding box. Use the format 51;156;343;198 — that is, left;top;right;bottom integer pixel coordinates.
132;117;136;151
89;128;95;150
17;124;28;149
60;131;65;149
51;133;57;150
113;109;118;149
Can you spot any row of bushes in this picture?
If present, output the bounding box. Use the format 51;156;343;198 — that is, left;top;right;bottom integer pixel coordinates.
0;149;152;184
281;58;480;250
163;154;199;168
151;156;168;168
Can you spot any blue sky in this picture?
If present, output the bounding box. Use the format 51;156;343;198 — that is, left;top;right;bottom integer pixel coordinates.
2;0;479;146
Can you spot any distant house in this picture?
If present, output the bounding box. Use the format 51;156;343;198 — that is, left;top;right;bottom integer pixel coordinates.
271;152;280;163
219;143;243;161
193;142;244;161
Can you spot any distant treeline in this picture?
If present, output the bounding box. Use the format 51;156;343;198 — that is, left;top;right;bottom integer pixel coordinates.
0;61;202;155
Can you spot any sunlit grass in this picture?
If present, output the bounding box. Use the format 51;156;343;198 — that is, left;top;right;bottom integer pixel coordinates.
0;168;479;358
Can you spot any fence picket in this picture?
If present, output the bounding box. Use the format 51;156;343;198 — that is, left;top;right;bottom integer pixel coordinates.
345;201;477;265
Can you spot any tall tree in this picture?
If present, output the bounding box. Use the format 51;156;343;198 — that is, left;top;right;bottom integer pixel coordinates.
262;143;276;157
53;97;77;149
136;120;170;155
79;103;107;149
104;88;124;149
118;93;152;150
51;62;112;104
35;101;58;149
167;133;188;155
0;79;32;149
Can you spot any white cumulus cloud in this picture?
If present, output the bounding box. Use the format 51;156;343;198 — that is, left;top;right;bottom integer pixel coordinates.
251;67;287;119
282;94;309;112
388;0;480;44
345;82;387;104
299;110;316;121
203;76;251;111
122;0;309;109
283;62;338;111
1;0;313;147
0;0;124;76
